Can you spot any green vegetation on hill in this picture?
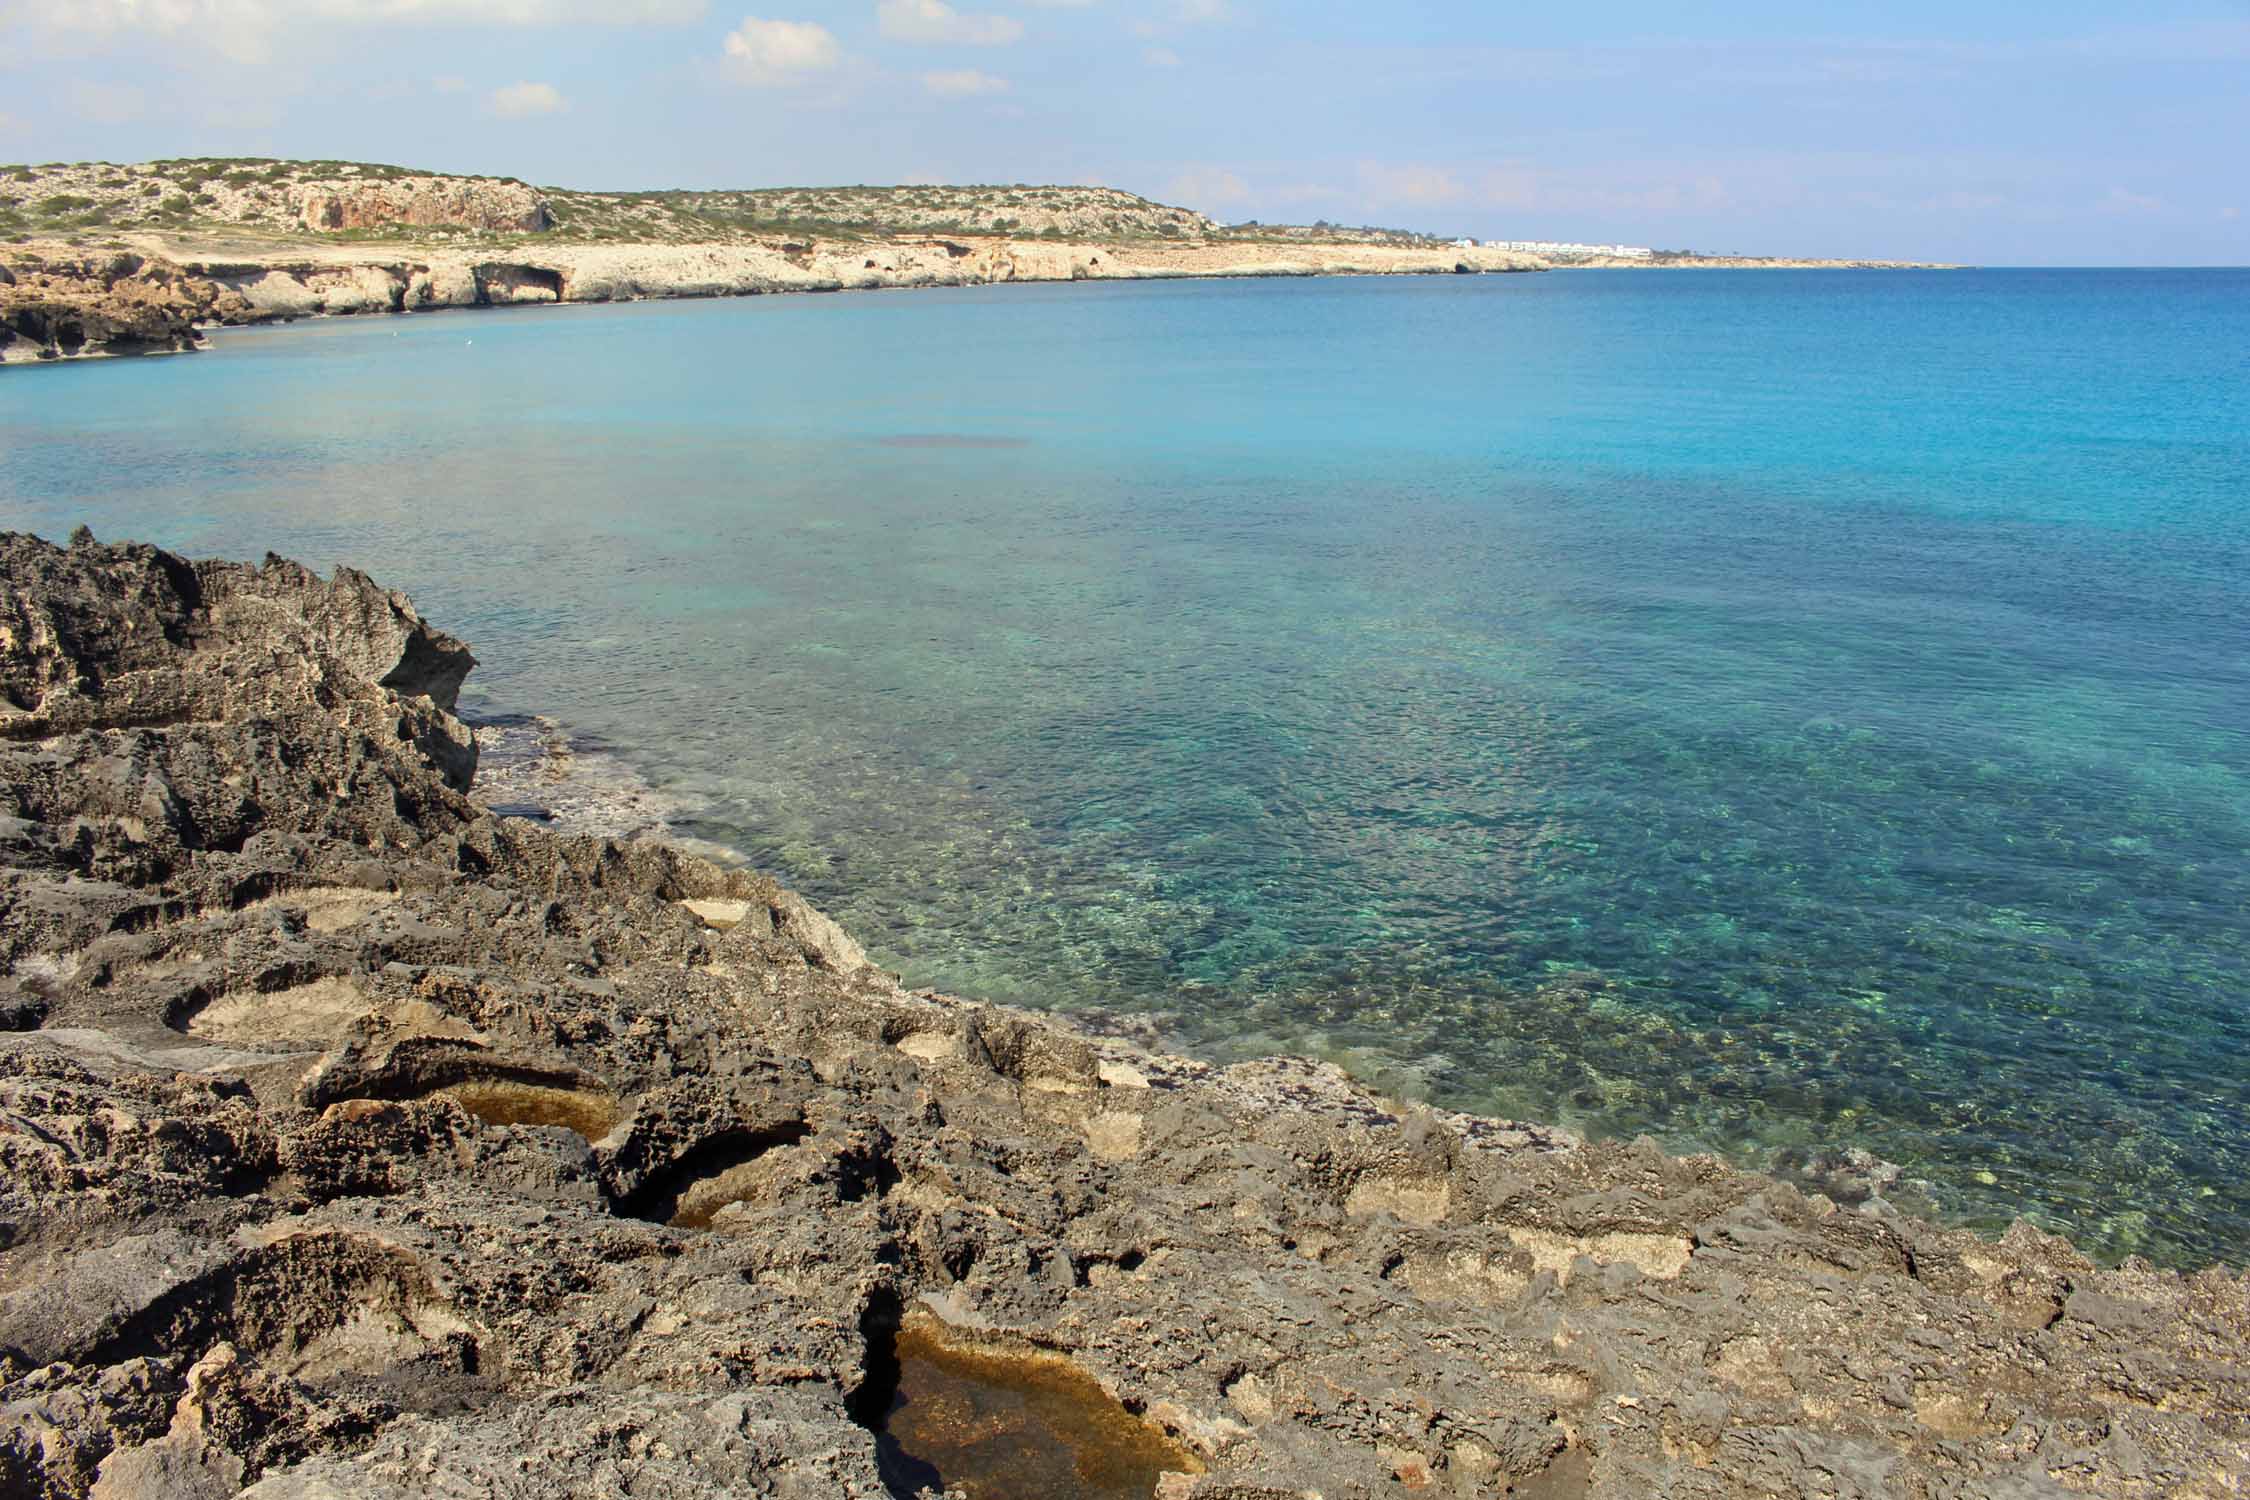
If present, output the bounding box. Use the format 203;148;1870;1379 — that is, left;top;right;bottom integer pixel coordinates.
540;182;1217;244
0;160;1230;247
0;156;1468;251
0;158;540;243
1218;217;1446;248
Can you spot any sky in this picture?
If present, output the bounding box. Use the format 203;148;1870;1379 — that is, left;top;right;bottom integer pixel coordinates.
2;0;2246;264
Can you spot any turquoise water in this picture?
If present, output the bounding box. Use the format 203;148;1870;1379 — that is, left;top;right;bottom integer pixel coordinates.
4;269;2247;1266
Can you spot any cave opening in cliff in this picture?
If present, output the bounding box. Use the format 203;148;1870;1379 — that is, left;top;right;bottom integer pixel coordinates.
471;263;566;304
850;1305;1199;1500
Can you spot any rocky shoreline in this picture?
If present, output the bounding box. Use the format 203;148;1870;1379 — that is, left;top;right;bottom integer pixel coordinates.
1;531;2243;1498
0;160;1952;364
0;238;1952;366
0;237;1550;364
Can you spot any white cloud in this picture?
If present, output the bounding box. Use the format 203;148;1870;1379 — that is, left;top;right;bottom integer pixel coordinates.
1479;165;1538;212
1130;0;1222;48
66;79;146;125
721;16;842;83
8;0;703;63
877;0;1023;46
1143;45;1179;66
488;79;566;116
19;0;705;32
1168;164;1248;207
1472;161;1735;221
2096;186;2164;216
194;95;282;129
1265;182;1345;204
432;73;468;92
1916;189;2010;216
1356;161;1467;207
921;67;1009;96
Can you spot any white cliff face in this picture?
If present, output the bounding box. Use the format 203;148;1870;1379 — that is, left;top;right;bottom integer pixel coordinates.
3;220;1554;364
189;236;1548;324
219;265;404;317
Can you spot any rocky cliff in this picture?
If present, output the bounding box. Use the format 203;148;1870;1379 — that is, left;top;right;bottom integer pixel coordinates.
0;160;551;242
0;531;2243;1499
1;237;1546;361
0;161;1212;246
0;155;1944;365
295;178;552;235
0;254;250;362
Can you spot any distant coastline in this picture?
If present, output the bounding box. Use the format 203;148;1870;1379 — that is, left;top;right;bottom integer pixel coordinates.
0;157;1951;364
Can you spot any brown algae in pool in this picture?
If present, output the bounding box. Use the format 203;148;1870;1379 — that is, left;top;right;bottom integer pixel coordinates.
874;1318;1199;1499
436;1080;621;1140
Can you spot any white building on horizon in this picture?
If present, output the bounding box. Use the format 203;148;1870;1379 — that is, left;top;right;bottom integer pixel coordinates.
1486;240;1656;259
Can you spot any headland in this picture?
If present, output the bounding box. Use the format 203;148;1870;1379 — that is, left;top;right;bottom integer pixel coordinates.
0;159;1948;363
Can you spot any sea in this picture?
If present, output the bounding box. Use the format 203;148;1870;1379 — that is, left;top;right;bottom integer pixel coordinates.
4;267;2245;1267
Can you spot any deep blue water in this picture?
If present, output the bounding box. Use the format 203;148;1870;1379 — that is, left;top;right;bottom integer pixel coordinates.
5;268;2247;1265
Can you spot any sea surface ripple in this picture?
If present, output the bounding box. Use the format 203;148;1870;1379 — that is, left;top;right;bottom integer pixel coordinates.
4;267;2246;1265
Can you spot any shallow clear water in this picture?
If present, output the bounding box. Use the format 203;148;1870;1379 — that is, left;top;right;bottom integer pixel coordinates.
5;269;2247;1266
873;1322;1194;1499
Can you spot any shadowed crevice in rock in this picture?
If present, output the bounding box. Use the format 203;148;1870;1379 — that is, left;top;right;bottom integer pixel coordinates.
611;1121;816;1226
0;990;49;1031
473;264;564;305
61;1233;472;1392
844;1287;906;1435
301;1048;621;1142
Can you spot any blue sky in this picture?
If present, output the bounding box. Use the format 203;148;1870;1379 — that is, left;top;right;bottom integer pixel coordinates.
3;0;2245;263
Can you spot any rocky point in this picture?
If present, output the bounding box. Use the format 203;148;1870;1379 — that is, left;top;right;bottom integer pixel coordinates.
0;531;2243;1498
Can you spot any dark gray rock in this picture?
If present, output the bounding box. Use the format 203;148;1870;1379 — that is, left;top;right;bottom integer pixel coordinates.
0;532;2244;1499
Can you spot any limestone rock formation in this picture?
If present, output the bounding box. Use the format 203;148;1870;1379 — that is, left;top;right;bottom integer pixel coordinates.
294;178;552;235
0;533;2243;1499
2;238;1556;365
0;255;249;362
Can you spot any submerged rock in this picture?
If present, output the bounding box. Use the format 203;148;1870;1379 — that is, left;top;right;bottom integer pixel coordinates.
0;531;2244;1499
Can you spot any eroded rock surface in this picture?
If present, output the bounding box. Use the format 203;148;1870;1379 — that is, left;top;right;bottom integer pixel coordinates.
2;237;1552;366
0;255;251;362
295;178;552;235
1;532;2244;1499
